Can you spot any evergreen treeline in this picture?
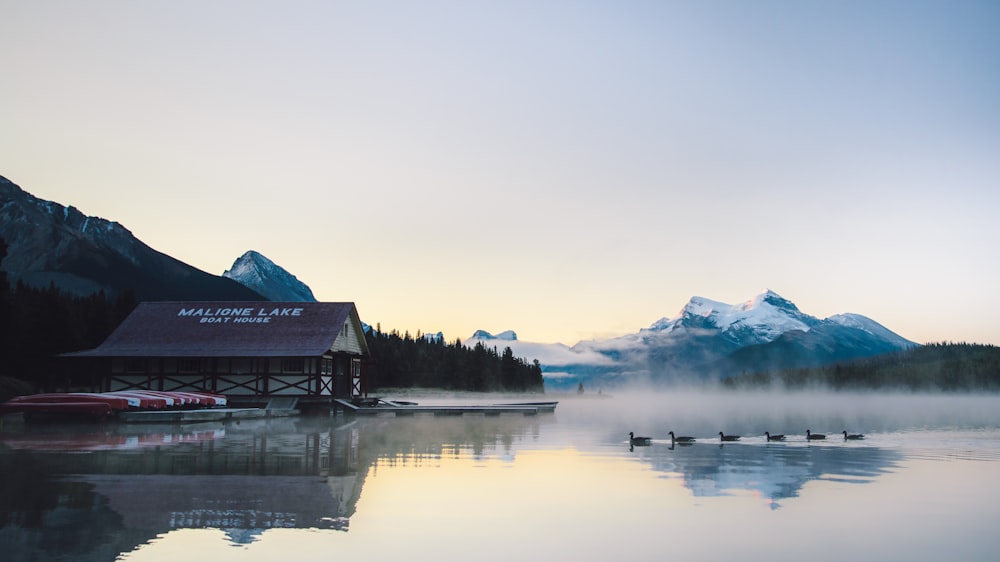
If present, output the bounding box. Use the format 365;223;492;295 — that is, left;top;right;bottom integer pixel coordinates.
721;342;1000;392
365;326;545;392
0;238;139;400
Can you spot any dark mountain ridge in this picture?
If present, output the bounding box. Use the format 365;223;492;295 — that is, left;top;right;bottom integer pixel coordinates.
0;175;264;301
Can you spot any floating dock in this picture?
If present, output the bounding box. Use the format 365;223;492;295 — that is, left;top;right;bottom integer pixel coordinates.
334;399;557;417
1;392;556;422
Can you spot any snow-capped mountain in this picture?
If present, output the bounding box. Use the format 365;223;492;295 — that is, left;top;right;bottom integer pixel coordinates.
470;329;518;341
422;332;445;343
826;313;914;348
223;250;316;302
499;290;916;390
0;175;263;301
648;290;818;346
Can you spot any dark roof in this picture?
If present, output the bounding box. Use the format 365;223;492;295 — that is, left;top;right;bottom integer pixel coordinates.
66;302;365;357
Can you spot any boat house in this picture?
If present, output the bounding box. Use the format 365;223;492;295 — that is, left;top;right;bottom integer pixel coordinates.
65;302;371;401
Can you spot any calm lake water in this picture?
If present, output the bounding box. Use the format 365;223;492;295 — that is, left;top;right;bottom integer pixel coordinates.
2;390;1000;562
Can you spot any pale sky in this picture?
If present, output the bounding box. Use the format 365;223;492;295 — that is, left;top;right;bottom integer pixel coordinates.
2;1;998;346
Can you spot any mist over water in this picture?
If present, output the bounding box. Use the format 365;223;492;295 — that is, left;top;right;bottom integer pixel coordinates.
546;388;1000;440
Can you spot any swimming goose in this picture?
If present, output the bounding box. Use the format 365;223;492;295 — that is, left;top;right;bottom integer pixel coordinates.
806;429;826;440
719;431;740;442
765;432;786;441
669;431;696;444
843;431;865;440
629;431;652;446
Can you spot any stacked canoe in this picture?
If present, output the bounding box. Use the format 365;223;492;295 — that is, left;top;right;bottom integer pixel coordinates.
0;390;227;419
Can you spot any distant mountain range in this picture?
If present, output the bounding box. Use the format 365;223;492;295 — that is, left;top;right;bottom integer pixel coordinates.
1;174;916;389
467;290;916;390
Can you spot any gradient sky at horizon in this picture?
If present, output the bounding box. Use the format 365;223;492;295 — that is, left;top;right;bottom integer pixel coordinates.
3;1;998;345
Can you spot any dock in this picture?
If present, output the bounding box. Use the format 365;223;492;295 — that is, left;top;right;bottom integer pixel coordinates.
2;392;556;422
334;399;557;417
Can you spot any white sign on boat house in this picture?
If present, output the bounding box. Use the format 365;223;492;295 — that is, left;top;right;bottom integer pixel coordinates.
66;301;371;399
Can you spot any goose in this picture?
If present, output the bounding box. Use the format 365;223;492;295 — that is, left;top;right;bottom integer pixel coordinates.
806;429;826;440
719;431;740;442
843;431;865;440
669;431;696;444
629;431;652;446
765;431;786;441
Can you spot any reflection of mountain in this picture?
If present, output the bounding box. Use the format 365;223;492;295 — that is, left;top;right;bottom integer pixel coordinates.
0;414;549;560
634;442;901;509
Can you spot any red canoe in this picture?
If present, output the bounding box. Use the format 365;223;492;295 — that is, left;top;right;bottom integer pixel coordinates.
0;401;114;416
4;393;134;410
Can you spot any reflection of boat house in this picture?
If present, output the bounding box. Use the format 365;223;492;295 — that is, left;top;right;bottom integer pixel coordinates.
0;420;366;553
66;301;370;400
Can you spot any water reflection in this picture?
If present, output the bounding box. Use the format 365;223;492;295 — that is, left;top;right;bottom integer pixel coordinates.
0;414;546;560
0;402;988;561
627;440;901;509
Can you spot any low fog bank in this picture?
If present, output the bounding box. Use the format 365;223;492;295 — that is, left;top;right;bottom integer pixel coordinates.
377;384;1000;438
554;386;1000;438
